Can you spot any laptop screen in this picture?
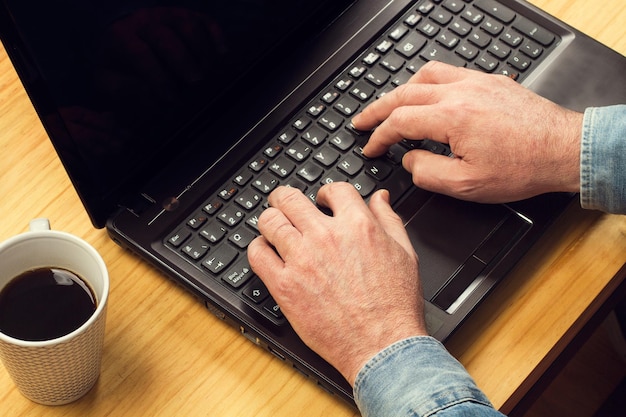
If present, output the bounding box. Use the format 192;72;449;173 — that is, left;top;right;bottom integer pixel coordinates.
1;0;355;226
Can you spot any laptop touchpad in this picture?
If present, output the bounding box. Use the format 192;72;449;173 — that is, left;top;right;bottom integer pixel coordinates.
401;194;530;305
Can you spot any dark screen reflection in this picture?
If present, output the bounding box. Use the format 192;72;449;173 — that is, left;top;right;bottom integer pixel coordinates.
7;0;329;202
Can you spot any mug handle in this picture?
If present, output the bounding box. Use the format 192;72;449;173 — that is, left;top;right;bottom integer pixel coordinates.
29;218;51;232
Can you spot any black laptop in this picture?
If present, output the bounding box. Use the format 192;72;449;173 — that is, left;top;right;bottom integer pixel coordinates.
1;0;624;406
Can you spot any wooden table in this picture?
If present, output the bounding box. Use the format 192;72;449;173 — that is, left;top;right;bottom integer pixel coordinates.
1;1;625;415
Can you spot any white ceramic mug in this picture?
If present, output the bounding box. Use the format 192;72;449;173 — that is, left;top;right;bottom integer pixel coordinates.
0;219;109;405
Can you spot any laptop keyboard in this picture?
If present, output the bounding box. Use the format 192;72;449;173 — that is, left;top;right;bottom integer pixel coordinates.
165;0;559;325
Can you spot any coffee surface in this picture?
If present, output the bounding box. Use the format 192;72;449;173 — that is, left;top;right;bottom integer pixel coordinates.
0;267;96;341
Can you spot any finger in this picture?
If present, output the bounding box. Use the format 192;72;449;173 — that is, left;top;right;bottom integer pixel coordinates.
352;82;440;133
362;104;452;158
367;190;416;258
267;186;322;232
315;182;369;217
247;235;285;282
401;150;474;198
256;206;302;260
352;62;467;132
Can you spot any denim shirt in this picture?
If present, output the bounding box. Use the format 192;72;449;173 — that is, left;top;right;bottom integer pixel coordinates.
581;105;626;214
354;337;506;417
353;105;626;417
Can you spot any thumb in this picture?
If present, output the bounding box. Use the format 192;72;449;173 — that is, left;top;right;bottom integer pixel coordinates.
368;190;416;258
402;150;462;197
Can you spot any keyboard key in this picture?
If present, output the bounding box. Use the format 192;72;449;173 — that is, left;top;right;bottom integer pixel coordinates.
520;39;543;58
168;228;191;247
474;0;516;23
269;156;296;178
313;147;340;167
388;24;409;41
203;199;223;215
187;214;207;229
233;170;253;186
508;52;531;71
456;41;480;60
421;45;467;67
330;130;356;151
202;244;238;275
462;7;484;25
318;111;343;131
246;210;262;232
302;125;328;146
350;81;376;101
243;278;270;304
468;29;491;48
404;12;422;27
512;16;555;46
264;300;283;319
199;222;227;243
488;41;511;59
418;1;436;14
297;162;324;183
364;160;393;181
418;21;441;37
218;186;238;201
500;29;524;47
396;32;428;58
438;30;461;49
218;206;245;227
475;53;499;72
442;0;465;13
235;189;262;210
286;142;312;162
248;157;268;172
277;130;297;144
352;173;376;197
380;54;406;72
334;96;360;116
228;227;257;249
222;259;254;288
181;237;210;260
450;18;472;36
338;154;364;176
430;9;453;26
392;70;414;86
365;67;391;87
263;144;283;158
252;172;279;194
321;170;348;185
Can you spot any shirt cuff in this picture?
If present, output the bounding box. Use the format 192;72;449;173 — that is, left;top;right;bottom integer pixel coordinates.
353;336;497;417
580;105;626;214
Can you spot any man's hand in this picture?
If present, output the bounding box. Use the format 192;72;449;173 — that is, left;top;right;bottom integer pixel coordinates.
353;61;583;203
247;183;428;386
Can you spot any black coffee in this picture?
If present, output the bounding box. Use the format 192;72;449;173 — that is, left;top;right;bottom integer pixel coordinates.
0;267;96;341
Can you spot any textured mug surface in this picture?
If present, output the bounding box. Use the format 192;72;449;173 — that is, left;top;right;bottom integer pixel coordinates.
0;219;109;405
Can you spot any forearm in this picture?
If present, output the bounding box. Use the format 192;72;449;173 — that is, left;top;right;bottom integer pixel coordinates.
354;336;506;417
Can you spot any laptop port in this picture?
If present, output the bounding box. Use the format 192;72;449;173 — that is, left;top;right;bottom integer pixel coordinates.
239;326;260;345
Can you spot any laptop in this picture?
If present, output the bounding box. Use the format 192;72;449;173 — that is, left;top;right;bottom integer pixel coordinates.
1;0;624;406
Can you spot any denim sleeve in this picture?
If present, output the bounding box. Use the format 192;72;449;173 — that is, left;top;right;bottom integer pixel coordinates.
353;336;506;417
580;105;626;214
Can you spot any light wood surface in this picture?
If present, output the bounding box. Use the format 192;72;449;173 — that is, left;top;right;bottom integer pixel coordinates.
1;1;625;415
